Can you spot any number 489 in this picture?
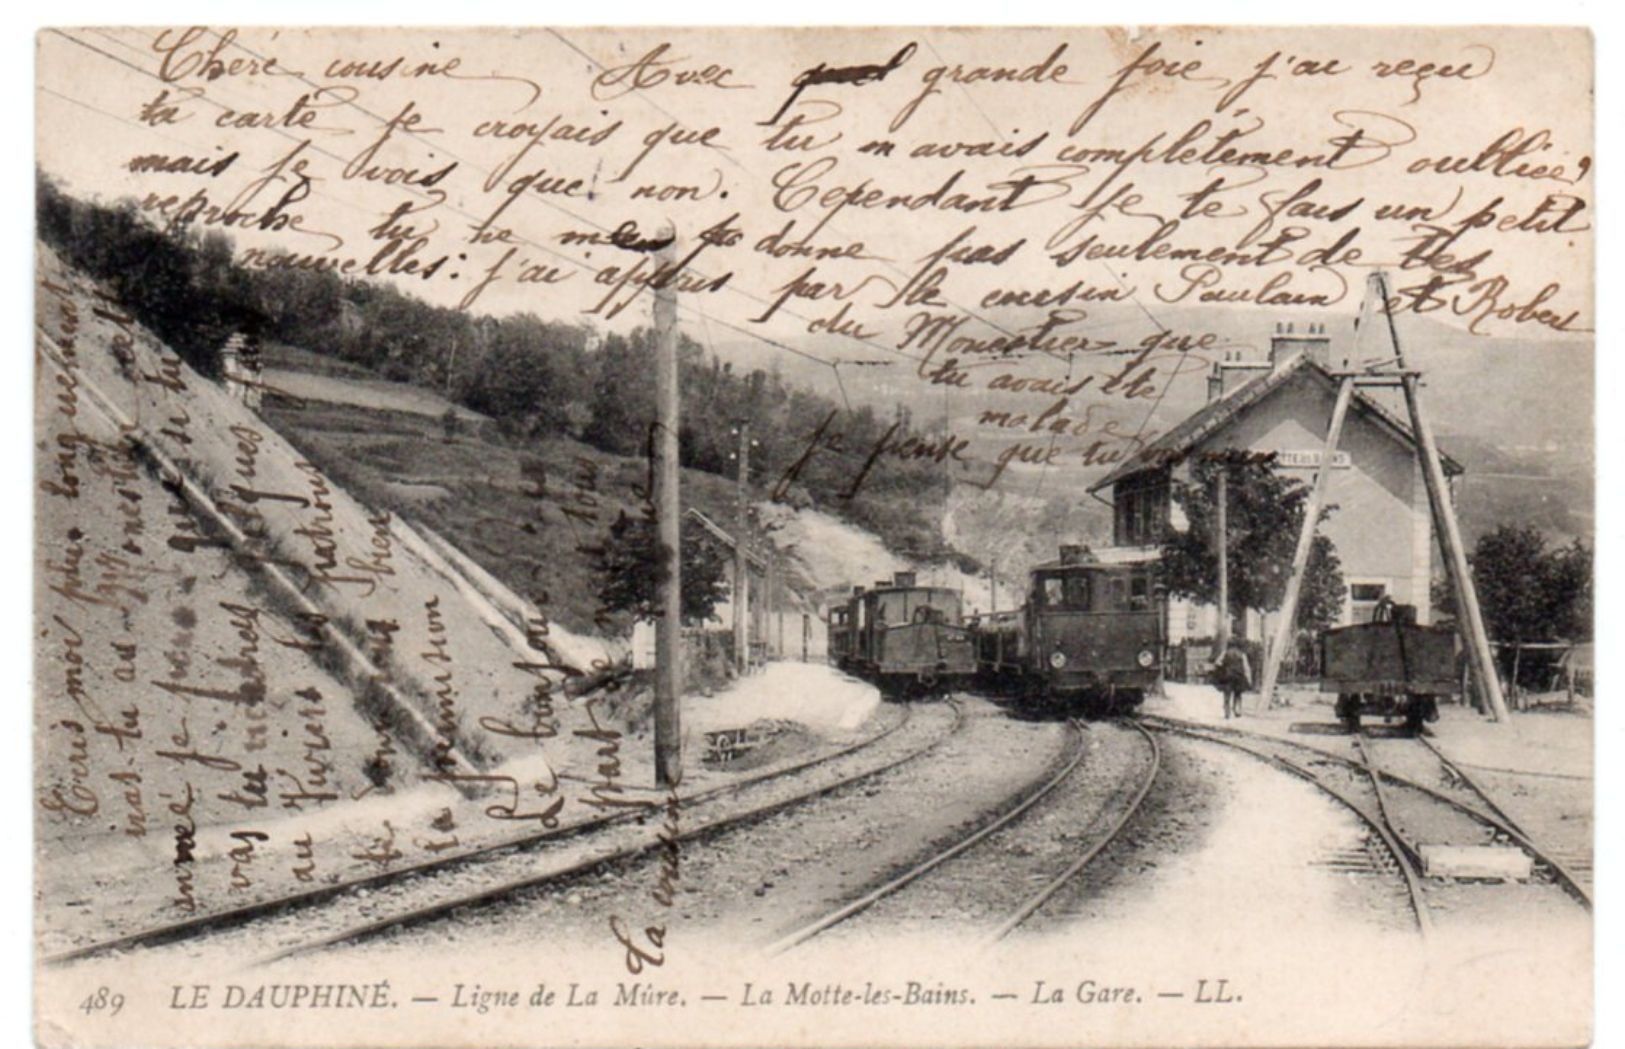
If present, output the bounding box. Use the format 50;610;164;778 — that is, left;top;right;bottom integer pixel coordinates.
79;987;124;1017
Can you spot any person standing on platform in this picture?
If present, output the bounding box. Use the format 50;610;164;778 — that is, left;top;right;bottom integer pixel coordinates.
1217;639;1252;719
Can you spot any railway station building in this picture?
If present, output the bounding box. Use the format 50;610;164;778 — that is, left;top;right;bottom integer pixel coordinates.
1088;323;1463;651
632;509;825;670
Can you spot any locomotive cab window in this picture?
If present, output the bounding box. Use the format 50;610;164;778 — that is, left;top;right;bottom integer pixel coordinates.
1035;572;1090;610
1103;575;1129;612
1129;574;1151;611
909;589;963;624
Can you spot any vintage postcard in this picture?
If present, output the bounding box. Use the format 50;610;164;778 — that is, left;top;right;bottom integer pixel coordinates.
33;24;1593;1047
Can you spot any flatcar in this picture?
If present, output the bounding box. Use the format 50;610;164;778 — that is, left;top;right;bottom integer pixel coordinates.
972;544;1161;714
1321;599;1458;733
827;572;976;696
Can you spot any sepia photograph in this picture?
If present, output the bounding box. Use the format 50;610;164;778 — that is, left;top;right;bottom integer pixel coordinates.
29;21;1597;1047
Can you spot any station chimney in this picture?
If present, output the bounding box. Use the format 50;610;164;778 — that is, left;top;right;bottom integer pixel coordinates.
1268;320;1339;369
1207;349;1272;403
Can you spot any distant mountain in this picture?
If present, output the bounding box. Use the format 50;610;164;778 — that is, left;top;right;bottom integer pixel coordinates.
702;299;1593;544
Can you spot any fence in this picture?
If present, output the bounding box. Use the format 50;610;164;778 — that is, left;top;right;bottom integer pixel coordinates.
1167;635;1320;686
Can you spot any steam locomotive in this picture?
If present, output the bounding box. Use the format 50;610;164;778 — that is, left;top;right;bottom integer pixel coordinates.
826;571;976;697
828;546;1163;713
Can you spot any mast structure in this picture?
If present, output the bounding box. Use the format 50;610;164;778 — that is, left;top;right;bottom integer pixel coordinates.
1258;272;1510;723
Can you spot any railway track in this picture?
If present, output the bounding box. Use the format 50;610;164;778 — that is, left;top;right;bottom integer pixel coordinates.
1413;734;1593;905
245;698;976;965
985;720;1161;943
1152;713;1592;908
1141;714;1590;935
765;717;1162;954
1142;716;1433;934
237;696;972;965
46;697;950;967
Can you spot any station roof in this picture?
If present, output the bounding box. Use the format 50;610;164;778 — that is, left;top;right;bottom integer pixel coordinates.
1087;354;1464;494
683;508;767;571
1030;546;1162;571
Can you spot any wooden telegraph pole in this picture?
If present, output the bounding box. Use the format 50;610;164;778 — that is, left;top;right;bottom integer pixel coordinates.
733;422;751;674
1258;271;1510;723
774;553;785;658
652;228;683;788
766;550;778;660
1214;468;1230;652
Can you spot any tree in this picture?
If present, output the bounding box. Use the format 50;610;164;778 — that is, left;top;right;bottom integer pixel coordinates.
582;330;657;456
595;511;730;625
1467;526;1550;649
1544;538;1593;641
36;171;267;378
458;314;591;438
1160;457;1346;633
1454;526;1593;652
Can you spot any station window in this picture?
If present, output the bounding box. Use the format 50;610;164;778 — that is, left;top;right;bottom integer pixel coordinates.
1115;478;1169;546
1350;582;1389;624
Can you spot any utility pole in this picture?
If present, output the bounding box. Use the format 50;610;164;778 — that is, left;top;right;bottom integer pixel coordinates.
652;228;682;788
1214;467;1230;652
733;421;751;674
765;549;777;660
774;553;785;659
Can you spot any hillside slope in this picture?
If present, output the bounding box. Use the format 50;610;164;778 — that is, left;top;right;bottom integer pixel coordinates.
259;358;1031;631
33;245;655;946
